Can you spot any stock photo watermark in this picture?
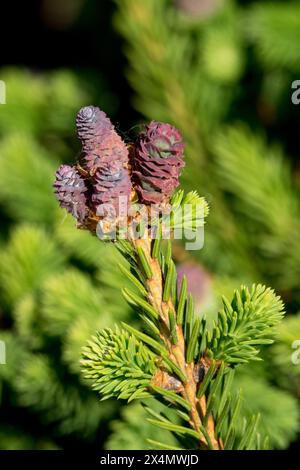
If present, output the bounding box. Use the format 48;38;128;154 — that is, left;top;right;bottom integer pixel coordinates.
0;340;6;365
291;339;300;365
94;197;206;251
0;80;6;104
291;80;300;105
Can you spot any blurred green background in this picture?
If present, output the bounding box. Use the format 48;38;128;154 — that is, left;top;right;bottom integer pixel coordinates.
0;0;300;450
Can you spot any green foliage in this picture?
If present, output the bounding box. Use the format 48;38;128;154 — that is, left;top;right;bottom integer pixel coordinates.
0;68;48;135
15;353;111;436
168;190;209;233
41;269;109;336
0;67;130;449
0;134;59;225
197;366;263;450
113;0;300;285
271;312;300;389
0;224;65;305
208;285;284;364
14;294;45;349
84;0;300;448
201;24;244;85
82;328;156;401
106;401;179;450
246;2;300;71
213;126;298;231
82;236;284;449
0;426;59;451
55;213;122;268
234;371;299;449
1;0;300;448
213;125;300;291
0;68;91;138
0;332;30;388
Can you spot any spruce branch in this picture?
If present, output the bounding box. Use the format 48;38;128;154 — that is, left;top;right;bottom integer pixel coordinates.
129;234;221;449
82;328;156;401
53;106;285;450
207;284;284;364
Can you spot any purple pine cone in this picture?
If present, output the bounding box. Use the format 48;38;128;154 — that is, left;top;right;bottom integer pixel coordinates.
177;263;213;313
76;105;132;217
92;161;132;216
175;0;220;19
76;105;129;173
133;121;185;204
53;164;89;223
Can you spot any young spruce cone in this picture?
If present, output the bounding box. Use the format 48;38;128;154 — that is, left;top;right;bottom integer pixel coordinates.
76;106;131;216
174;0;220;19
53;164;89;223
177;262;213;312
76;105;129;173
133;121;185;204
92;161;132;216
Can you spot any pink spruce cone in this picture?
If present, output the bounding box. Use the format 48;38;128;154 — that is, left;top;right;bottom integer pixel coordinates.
92;161;132;216
76;106;132;215
177;262;213;313
175;0;220;19
76;106;129;173
133;121;185;204
53;164;89;223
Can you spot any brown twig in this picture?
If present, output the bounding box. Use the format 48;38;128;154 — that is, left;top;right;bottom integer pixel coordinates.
133;236;221;450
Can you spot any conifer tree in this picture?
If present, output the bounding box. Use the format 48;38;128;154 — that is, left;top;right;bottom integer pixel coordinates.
1;0;300;447
53;105;285;449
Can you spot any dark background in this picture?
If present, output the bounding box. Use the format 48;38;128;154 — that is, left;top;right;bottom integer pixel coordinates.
0;0;137;126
